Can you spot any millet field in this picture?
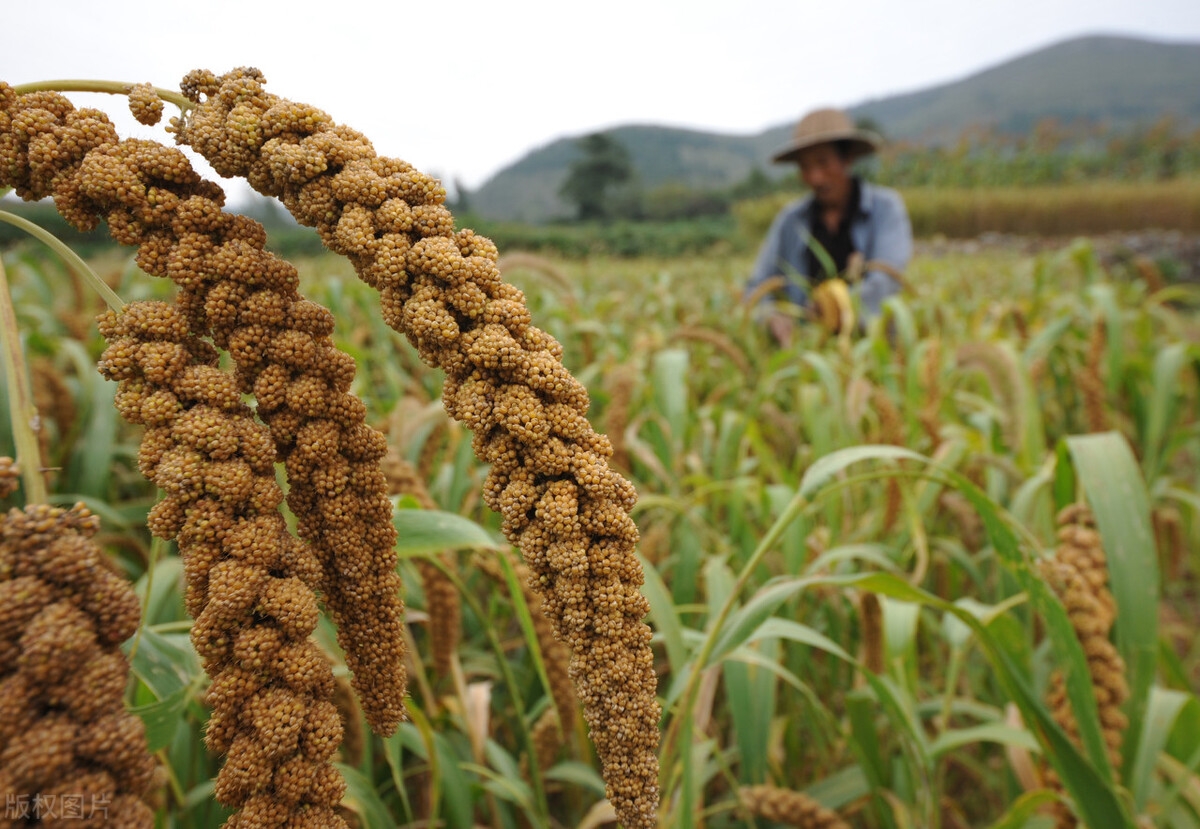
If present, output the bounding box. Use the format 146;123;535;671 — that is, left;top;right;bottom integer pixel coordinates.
1;70;1198;829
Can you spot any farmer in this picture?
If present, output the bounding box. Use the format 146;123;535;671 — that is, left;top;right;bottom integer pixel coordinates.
745;107;912;346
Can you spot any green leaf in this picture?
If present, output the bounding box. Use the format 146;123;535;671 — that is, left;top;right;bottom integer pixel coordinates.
544;761;608;799
1141;342;1189;483
495;552;555;718
639;552;686;675
748;617;854;661
706;577;811;666
125;627;198;700
805;765;870;810
929;723;1039;757
129;682;193;753
652;347;689;444
1052;440;1076;514
724;637;778;784
337;763;397;829
1128;687;1194;812
847;690;897;829
1065;432;1159;779
983;790;1060;829
799;444;925;501
392;506;503;557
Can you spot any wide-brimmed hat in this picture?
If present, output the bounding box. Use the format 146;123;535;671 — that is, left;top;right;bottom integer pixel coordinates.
771;107;882;164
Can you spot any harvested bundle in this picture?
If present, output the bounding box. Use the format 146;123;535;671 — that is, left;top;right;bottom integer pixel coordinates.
0;497;156;826
175;67;661;827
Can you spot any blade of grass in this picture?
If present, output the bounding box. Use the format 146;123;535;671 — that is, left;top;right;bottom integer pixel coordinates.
0;253;45;502
1129;687;1195;812
338;762;399;828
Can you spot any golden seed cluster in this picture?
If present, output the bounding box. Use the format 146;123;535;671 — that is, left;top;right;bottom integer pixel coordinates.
858;592;885;676
98;300;350;826
127;83;164;127
738;785;851;829
0;499;156;826
1039;504;1128;828
0;456;17;498
381;450;461;680
1080;320;1109;434
175;67;660;827
0;80;407;739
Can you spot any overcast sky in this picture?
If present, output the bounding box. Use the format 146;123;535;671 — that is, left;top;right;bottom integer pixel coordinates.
4;0;1199;200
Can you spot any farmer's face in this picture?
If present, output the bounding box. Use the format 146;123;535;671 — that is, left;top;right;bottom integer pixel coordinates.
797;143;851;207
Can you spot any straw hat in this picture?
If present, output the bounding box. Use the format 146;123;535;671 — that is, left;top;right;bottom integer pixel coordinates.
771;107;882;164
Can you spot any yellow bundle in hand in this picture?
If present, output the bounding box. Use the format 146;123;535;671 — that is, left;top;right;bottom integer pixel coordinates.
811;278;854;335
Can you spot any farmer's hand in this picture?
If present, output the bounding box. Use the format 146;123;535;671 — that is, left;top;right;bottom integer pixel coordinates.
767;312;794;348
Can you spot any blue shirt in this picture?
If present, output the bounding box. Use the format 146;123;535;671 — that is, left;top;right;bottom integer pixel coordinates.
745;181;912;320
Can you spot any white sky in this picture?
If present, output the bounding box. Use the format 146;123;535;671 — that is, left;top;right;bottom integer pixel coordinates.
4;0;1199;201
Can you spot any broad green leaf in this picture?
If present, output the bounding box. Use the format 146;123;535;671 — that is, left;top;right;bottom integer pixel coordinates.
984;790;1060;829
805;543;899;575
1129;687;1194;811
1142;342;1189;482
639;552;686;674
337;763;397;829
929;723;1039;757
544;761;608;799
1066;432;1159;778
724;637;778;784
652;347;689;444
848;689;897;829
392;505;503;556
883;597;920;665
805;765;870;810
749;617;854;662
125;627;198;699
706;577;813;665
465;762;533;810
815;571;1134;829
799;444;924;501
129;682;194;753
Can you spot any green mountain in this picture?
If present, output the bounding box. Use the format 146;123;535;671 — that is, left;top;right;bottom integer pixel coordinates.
851;34;1200;141
469;34;1200;223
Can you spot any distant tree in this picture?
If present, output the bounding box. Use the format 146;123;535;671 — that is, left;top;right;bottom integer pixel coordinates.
559;132;634;222
729;166;778;200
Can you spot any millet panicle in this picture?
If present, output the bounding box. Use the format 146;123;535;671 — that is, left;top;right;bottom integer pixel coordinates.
173;67;661;827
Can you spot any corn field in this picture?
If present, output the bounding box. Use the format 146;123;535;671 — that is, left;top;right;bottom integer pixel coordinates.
1;71;1199;829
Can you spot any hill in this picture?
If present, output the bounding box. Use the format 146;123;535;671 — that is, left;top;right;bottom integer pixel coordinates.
469;34;1200;223
851;34;1200;141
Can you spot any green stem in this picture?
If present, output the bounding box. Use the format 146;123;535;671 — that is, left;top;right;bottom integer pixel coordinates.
12;79;192;113
661;485;811;813
0;254;46;503
428;554;552;826
0;211;123;312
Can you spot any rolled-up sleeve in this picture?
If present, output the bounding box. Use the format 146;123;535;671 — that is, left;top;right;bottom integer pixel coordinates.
858;187;912;320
